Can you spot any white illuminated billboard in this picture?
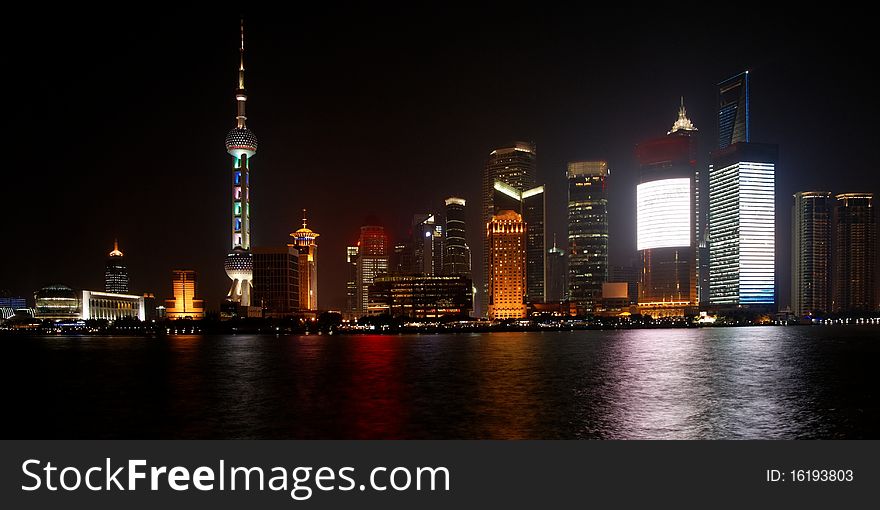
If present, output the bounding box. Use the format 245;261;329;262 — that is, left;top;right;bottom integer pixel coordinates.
637;178;691;250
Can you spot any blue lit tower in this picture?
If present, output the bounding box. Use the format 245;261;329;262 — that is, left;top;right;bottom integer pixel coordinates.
224;20;258;308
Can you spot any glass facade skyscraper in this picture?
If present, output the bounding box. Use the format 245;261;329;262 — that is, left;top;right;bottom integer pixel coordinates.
567;161;609;315
833;193;876;313
104;240;129;294
443;197;471;277
791;192;833;317
718;71;750;150
252;246;300;317
708;143;777;306
356;224;389;315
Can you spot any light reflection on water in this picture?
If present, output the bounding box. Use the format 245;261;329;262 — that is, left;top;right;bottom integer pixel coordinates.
9;326;878;439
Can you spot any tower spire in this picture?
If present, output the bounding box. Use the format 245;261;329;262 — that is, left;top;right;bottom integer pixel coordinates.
668;96;697;134
302;208;308;230
238;19;245;91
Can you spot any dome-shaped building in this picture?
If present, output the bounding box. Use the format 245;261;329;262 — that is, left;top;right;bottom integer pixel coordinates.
34;284;80;319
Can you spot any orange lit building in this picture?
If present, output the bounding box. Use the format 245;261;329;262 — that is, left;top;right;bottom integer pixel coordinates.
165;270;205;319
487;210;527;320
289;209;320;312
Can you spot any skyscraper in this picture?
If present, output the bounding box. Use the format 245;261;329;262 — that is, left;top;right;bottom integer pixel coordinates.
708;143;777;307
523;186;546;303
791;192;833;317
833;193;876;313
356;224;389;315
546;235;567;302
224;21;257;309
252;246;300;317
567;161;609;315
635;101;698;317
411;213;444;275
345;245;359;317
105;239;129;294
443;197;471;277
165;270;205;320
482;142;537;315
487;210;527;320
289;210;320;311
718;71;750;149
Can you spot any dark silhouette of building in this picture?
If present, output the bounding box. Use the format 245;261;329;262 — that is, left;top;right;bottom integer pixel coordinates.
833;193;876;313
718;71;749;149
368;275;473;319
443;197;471;277
253;246;300;317
546;235;567;302
105;240;129;294
791;192;833;316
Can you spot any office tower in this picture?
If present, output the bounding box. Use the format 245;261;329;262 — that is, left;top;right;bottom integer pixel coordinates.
791;192;833;317
609;264;639;306
81;290;145;321
345;246;359;317
253;246;300;317
164;270;205;319
288;210;319;311
356;224;389;315
833;193;876;312
487;210;527;320
481;141;537;314
546;235;567;302
718;71;749;149
104;239;129;294
224;21;257;308
368;275;473;318
444;197;471;277
567;161;609;315
34;284;80;319
411;213;444;275
635;102;698;317
708;143;777;307
491;181;546;303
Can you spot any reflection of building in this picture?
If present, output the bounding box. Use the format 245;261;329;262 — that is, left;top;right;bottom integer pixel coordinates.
345;246;358;317
224;22;257;308
833;193;876;313
165;270;205;319
708;143;777;307
253;246;300;317
34;285;80;319
368;275;473;318
105;240;129;294
791;192;833;317
567;161;609;315
289;210;319;311
718;71;749;149
487;210;527;320
635;102;698;317
356;225;389;315
546;235;567;302
443;197;471;277
482;142;538;315
82;290;145;321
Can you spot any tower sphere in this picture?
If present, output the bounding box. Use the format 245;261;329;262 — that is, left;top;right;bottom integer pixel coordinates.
224;247;254;281
225;127;258;159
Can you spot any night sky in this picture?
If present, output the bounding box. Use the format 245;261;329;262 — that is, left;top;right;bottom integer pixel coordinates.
8;7;879;311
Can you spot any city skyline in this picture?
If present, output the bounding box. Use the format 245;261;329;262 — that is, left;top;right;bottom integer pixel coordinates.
8;9;879;312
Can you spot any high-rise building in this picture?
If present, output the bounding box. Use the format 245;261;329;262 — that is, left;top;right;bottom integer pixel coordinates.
104;239;129;294
411;213;444;275
165;270;205;320
546;235;567;302
635;101;698;317
356;224;389;315
718;71;750;150
443;197;471;277
708;143;777;307
791;192;833;317
368;275;473;319
253;246;300;317
482;142;538;315
345;246;359;317
567;161;609;315
288;210;319;311
490;181;546;304
487;210;527;320
833;193;876;313
224;21;257;309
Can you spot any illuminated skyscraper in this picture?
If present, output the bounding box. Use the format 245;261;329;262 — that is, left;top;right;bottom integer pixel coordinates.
104;239;129;294
833;193;876;313
708;143;777;307
356;224;389;315
718;71;750;149
443;197;471;277
345;246;359;317
567;161;609;315
289;209;320;311
223;20;257;309
791;192;833;317
635;101;698;317
481;142;538;315
491;180;546;304
487;210;527;320
165;270;205;320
